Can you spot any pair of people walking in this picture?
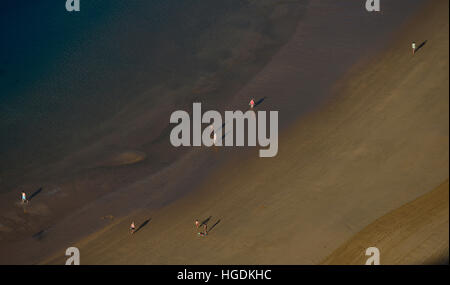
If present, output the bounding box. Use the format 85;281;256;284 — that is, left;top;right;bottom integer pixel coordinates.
195;219;208;236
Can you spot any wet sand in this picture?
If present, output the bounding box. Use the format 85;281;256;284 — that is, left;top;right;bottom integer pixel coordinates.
0;0;310;263
42;0;448;264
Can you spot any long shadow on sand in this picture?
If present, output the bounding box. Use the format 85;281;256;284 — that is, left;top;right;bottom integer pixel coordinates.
29;187;43;201
200;216;212;227
254;97;267;108
32;229;46;241
208;219;221;233
415;40;428;54
135;218;151;233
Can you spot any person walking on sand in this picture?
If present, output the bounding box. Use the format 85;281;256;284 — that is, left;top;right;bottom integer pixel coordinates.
213;132;217;146
195;219;200;228
130;221;136;234
412;41;416;55
208;125;218;146
198;224;208;237
21;191;28;204
249;98;255;110
209;126;214;145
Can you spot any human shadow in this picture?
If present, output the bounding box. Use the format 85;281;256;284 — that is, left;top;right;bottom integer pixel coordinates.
135;218;151;233
254;97;267;108
221;130;232;141
219;122;226;132
208;219;221;233
415;40;427;53
217;121;231;141
200;216;212;226
28;187;43;201
32;230;46;241
209;122;228;141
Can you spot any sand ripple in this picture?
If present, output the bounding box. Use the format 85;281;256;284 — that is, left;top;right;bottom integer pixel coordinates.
98;150;146;167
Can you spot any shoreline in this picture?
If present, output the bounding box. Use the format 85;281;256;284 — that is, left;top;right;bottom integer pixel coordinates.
1;0;436;264
0;0;311;264
43;0;448;264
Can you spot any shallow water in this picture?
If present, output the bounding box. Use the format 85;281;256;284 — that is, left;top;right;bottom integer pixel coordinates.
0;0;309;187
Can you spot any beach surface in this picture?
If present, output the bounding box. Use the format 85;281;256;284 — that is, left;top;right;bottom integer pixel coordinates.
2;0;427;264
323;180;448;265
40;0;449;265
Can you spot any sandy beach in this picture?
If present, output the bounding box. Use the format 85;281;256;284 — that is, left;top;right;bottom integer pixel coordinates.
39;0;448;265
0;0;447;265
323;180;448;265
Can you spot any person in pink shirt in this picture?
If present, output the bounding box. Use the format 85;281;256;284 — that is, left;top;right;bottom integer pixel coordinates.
249;98;255;109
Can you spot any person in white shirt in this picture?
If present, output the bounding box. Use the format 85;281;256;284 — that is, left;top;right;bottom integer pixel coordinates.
130;221;136;234
21;191;28;204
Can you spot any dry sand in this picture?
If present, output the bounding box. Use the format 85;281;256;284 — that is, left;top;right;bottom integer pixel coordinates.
322;180;448;265
43;0;449;264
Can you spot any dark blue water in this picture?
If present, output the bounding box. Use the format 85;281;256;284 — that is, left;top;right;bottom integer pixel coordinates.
0;0;185;127
0;1;240;159
0;0;306;183
2;1;116;105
